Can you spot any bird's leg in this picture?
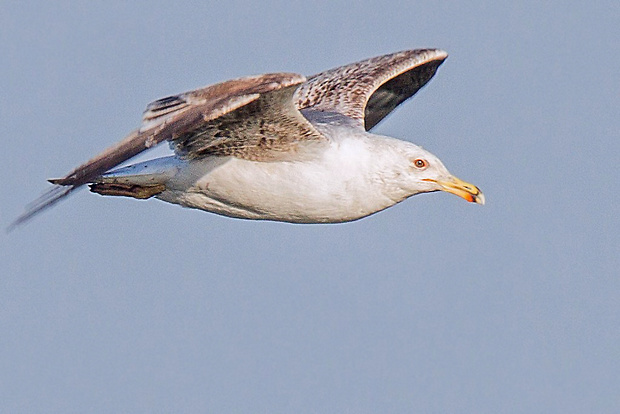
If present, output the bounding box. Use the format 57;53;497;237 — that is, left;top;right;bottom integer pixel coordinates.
88;183;165;199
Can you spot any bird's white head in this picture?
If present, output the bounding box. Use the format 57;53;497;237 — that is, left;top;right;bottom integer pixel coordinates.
394;143;485;205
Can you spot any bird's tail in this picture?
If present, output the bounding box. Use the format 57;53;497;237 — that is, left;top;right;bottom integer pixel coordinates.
8;155;181;231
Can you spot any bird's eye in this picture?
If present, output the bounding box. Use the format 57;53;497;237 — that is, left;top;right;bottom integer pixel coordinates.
413;158;428;169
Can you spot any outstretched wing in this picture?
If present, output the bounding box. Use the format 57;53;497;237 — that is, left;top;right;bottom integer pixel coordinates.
295;49;447;130
53;73;314;187
11;73;325;228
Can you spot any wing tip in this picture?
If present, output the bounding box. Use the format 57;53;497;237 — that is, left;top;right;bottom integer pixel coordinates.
7;185;77;232
410;48;448;64
431;48;448;59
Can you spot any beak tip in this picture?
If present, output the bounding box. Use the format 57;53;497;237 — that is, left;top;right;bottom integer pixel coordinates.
435;176;485;206
475;192;485;205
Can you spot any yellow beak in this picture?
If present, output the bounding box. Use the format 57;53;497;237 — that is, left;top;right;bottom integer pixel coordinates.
424;176;485;205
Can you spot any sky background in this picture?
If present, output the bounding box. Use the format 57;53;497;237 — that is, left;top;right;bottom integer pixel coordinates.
1;1;618;413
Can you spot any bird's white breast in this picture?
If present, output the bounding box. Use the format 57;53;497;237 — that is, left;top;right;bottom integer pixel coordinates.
158;134;409;223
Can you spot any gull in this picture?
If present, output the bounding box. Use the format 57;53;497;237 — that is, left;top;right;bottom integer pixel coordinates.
12;49;484;228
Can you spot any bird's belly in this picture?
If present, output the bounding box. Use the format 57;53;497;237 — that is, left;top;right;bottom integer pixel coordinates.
157;158;395;223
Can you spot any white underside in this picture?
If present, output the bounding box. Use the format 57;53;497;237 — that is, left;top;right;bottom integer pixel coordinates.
165;141;407;223
99;126;419;223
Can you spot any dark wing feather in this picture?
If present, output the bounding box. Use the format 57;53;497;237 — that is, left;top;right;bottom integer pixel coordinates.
11;73;317;228
295;49;447;130
172;83;325;161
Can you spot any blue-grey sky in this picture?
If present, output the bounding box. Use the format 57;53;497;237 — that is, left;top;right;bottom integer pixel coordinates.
1;1;618;413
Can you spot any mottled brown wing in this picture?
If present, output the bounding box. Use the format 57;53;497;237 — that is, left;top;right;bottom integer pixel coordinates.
295;49;448;131
11;73;314;228
172;83;326;161
52;73;307;187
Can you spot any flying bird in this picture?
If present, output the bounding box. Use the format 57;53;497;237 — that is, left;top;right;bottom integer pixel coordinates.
12;49;484;228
